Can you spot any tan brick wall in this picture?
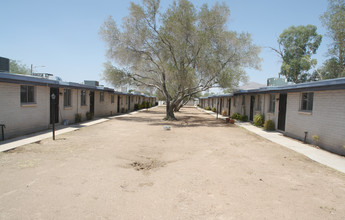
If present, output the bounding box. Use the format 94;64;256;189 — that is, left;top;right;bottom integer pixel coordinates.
285;90;345;155
0;82;50;139
94;91;116;117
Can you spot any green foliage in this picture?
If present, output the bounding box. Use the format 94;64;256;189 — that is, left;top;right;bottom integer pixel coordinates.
134;104;139;111
232;112;240;120
320;0;345;79
204;106;211;110
253;113;264;127
86;112;94;120
232;112;247;121
312;135;320;143
99;0;261;120
75;113;82;123
211;107;216;112
275;25;322;83
9;60;30;75
264;120;275;131
239;114;248;122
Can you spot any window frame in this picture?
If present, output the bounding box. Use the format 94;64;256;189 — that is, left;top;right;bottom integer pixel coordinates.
300;92;314;112
256;95;261;111
20;85;36;104
269;94;275;113
81;90;87;106
64;89;72;107
111;95;114;104
100;92;104;102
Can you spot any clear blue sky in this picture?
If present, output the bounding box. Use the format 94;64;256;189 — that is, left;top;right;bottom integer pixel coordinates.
1;0;330;87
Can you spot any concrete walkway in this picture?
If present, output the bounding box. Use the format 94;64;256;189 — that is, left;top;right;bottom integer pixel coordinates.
0;108;154;153
197;107;345;174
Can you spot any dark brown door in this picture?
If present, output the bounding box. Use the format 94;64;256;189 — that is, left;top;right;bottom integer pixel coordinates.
89;91;95;114
250;96;255;121
278;94;287;131
50;88;59;124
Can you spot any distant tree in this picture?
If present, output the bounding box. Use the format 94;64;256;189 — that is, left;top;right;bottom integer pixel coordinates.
99;0;261;120
272;25;322;83
320;0;345;78
9;60;30;75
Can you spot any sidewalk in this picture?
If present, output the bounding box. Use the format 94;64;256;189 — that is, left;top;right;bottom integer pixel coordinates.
197;107;345;174
0;107;156;153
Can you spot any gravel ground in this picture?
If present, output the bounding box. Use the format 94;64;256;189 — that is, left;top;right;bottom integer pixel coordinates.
0;106;344;220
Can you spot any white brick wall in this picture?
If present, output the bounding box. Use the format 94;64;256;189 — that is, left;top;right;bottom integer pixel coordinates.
0;82;50;138
285;90;345;155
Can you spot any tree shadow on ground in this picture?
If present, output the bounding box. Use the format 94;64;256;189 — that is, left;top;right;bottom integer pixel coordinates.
115;108;233;128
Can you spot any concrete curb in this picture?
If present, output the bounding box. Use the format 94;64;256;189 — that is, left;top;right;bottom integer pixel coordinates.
196;107;345;174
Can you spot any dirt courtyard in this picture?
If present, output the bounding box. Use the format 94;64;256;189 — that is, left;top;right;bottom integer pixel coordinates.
0;106;344;219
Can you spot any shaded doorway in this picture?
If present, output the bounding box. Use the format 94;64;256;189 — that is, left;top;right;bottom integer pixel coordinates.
50;88;59;124
89;91;95;114
278;93;287;131
250;96;255;121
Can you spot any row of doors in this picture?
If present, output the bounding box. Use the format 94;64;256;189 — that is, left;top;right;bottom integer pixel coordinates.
49;88;95;124
249;94;287;131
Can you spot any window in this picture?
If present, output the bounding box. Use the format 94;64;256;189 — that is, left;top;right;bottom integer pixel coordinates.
81;90;86;106
256;95;261;111
233;97;236;107
20;85;35;104
269;94;275;113
100;92;104;102
242;96;245;106
126;96;128;104
301;92;313;111
121;96;123;105
64;89;72;107
111;95;114;104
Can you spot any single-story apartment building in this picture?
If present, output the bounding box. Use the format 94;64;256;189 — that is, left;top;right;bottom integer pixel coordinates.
0;72;156;140
200;77;345;156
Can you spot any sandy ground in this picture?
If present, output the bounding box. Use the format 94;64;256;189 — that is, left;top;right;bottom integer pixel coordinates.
0;106;345;220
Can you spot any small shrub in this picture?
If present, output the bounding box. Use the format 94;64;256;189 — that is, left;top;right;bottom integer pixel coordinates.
205;106;211;110
239;115;248;122
211;107;216;112
121;108;125;113
134;104;139;111
312;135;320;144
253;113;264;127
264;120;275;131
86;111;94;120
75;113;82;123
232;113;240;120
155;102;158;106
148;102;152;108
221;110;228;116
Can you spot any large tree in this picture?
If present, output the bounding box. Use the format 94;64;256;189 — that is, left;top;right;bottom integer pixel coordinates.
9;60;30;75
100;0;260;120
272;25;322;83
320;0;345;78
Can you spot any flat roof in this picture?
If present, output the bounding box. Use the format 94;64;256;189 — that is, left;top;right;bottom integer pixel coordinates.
0;72;156;98
200;77;345;99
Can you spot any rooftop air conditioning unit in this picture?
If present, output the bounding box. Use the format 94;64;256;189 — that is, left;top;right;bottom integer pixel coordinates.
0;57;10;72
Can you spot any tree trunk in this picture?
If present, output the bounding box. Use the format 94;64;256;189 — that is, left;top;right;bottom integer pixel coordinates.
165;100;177;120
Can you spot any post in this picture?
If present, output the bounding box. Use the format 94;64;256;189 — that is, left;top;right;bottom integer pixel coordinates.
51;93;56;140
216;98;219;119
